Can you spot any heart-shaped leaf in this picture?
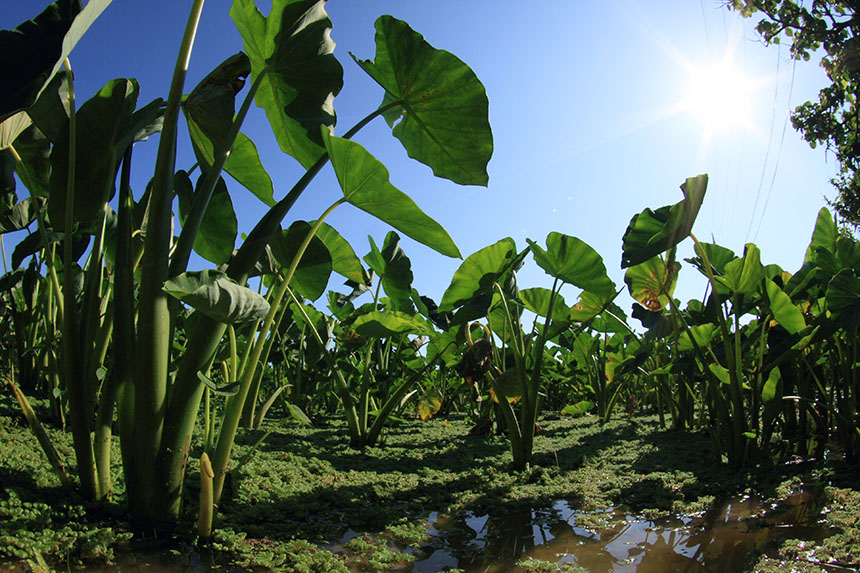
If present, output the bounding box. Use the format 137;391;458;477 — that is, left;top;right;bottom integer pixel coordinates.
351;16;492;186
527;232;615;298
624;256;680;312
439;238;517;313
230;0;343;168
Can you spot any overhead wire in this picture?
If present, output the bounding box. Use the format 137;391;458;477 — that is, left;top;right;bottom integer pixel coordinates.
754;55;798;241
746;41;781;243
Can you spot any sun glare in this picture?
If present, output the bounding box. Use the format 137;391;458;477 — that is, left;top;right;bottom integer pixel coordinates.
684;60;755;134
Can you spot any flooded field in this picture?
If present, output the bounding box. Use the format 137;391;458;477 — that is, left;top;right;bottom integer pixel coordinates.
329;491;835;572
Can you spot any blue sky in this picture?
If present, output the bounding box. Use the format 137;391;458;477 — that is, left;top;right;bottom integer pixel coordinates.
2;1;837;319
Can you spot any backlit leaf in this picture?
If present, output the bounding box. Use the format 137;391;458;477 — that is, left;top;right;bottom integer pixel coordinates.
352;16;492;186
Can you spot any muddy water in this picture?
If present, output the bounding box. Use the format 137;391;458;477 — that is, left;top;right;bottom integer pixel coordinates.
405;492;832;572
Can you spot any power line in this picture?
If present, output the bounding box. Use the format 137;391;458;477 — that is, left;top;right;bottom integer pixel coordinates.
754;55;798;241
746;41;781;243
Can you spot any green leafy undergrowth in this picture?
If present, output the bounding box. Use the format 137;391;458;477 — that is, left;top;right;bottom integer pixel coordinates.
2;393;859;571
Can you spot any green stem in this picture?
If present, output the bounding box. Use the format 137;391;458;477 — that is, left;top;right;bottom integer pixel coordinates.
60;57;100;501
168;69;266;278
210;199;345;504
134;0;205;524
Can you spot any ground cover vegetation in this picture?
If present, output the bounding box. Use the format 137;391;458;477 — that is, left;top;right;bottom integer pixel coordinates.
0;0;859;571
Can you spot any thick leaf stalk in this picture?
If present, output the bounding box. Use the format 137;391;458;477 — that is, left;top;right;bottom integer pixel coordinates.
133;0;205;524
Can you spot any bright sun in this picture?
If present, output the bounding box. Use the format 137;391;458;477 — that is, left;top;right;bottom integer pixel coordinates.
684;60;756;134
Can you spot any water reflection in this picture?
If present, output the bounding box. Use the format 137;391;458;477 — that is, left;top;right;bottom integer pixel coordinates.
408;491;831;572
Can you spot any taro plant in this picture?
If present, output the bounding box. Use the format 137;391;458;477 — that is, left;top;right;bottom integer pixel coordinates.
438;233;618;469
1;0;492;532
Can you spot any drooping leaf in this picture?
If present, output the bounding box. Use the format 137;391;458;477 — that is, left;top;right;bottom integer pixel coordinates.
269;220;332;301
163;269;270;324
322;131;460;258
439;238;517;313
527;232;615;298
621;174;708;268
624;255;680;312
314;222;364;284
351;16;492;186
352;309;432;338
230;0;343;168
417;389;443;421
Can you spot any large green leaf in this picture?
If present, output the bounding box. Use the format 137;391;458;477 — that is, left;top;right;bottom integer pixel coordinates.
176;171;237;266
0;199;38;235
518;287;567;320
270;220;332;301
230;0;342;169
764;279;806;335
685;242;736;278
48;79;160;225
351;16;492;186
314;221;364;284
182;52;275;207
624;256;680;312
364;232;413;312
352;309;432;338
826;269;860;330
0;0;111;121
804;207;837;264
621;174;708;268
322;131;460;258
717;243;765;296
163;269;270;324
439;238;517;313
527;233;615;298
677;323;719;352
568;290;609;322
0;112;32;150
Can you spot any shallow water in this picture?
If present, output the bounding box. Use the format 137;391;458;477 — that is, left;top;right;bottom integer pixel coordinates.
390;491;832;572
